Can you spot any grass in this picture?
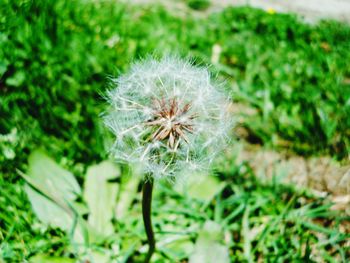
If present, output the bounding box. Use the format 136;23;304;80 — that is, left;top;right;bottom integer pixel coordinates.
0;0;349;261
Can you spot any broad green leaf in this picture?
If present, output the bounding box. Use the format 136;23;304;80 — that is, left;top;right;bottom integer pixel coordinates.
24;150;81;204
83;161;120;239
189;221;229;263
29;254;75;263
160;237;194;261
5;71;25;87
115;174;139;220
25;185;85;244
25;185;73;230
22;150;85;243
84;250;111;263
176;175;225;203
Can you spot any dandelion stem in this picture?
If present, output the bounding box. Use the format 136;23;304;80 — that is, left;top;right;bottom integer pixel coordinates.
142;178;155;263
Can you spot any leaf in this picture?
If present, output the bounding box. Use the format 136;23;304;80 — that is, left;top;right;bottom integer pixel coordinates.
84;250;111;263
25;185;86;244
176;174;225;203
242;206;253;263
25;185;73;230
29;255;75;263
189;221;230;263
22;150;85;243
115;174;140;220
160;237;194;261
5;71;25;87
23;150;81;204
83;161;120;239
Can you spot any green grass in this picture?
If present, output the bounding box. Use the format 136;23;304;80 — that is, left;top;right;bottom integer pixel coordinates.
1;0;349;261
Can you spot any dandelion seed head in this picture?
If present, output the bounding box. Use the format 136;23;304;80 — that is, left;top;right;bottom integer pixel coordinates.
104;56;233;180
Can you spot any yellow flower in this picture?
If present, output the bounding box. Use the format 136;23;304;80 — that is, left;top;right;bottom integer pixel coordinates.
266;7;276;15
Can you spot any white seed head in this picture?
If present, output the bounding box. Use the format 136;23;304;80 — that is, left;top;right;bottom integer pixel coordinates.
104;56;232;180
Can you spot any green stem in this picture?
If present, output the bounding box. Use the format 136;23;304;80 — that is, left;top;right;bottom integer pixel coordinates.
142;178;155;263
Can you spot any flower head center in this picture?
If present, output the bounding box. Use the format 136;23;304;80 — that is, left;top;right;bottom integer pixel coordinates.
145;97;196;150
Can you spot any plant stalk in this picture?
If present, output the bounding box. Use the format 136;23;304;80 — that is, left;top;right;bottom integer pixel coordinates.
142;178;155;263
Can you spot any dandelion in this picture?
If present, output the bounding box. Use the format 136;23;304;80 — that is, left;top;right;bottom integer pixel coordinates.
104;56;232;262
104;56;231;180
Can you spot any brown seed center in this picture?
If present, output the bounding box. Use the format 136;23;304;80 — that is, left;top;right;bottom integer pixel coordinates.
145;97;196;150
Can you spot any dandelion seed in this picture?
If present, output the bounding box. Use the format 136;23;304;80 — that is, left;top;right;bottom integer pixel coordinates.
104;56;232;180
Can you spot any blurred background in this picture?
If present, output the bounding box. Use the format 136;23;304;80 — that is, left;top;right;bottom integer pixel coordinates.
1;0;349;262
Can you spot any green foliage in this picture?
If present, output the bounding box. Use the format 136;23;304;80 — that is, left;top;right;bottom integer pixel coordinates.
6;148;347;262
1;0;350;261
1;1;349;178
186;0;211;10
0;176;69;260
21;151;121;260
1;0;126;175
213;9;350;157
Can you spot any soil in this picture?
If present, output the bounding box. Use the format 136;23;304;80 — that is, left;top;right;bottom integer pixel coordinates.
128;0;350;23
210;0;350;23
235;142;350;213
